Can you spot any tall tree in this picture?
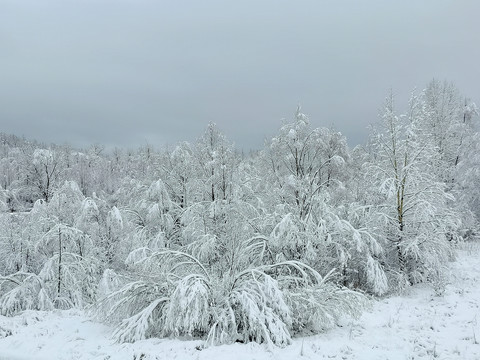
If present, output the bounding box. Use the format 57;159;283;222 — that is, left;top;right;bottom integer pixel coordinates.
367;91;458;290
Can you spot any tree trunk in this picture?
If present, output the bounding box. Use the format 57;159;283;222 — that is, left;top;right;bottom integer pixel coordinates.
57;227;62;297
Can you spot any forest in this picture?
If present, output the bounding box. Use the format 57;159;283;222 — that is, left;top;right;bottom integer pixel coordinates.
0;79;479;348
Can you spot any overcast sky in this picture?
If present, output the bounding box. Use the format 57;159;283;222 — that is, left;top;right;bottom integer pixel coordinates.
1;0;479;150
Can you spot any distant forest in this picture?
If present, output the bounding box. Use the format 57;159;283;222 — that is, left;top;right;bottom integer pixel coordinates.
1;79;479;347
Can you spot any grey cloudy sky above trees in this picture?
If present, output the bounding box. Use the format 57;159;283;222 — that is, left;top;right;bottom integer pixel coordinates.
1;0;479;150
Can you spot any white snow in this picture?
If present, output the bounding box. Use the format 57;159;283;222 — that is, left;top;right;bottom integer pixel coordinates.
1;243;479;360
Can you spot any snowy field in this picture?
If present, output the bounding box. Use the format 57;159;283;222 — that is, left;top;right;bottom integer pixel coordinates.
0;244;479;360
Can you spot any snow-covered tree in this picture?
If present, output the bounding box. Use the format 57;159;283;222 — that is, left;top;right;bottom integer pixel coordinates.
0;181;100;314
103;206;124;267
366;91;459;291
263;107;348;220
195;123;238;204
30;149;60;202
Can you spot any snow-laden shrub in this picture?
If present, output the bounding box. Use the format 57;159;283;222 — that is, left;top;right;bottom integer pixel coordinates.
285;269;368;334
0;220;99;315
0;254;98;316
269;206;388;296
0;272;53;316
163;274;211;336
205;269;292;348
94;236;367;348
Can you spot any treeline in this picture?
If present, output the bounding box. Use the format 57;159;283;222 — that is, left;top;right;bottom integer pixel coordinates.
0;79;479;347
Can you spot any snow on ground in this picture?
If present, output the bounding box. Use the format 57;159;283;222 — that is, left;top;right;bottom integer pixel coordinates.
1;243;479;360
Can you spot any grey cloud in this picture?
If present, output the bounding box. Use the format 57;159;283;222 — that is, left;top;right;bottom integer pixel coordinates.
1;0;479;150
